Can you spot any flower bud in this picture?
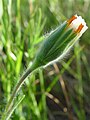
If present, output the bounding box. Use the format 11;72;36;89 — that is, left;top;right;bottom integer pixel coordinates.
32;15;88;68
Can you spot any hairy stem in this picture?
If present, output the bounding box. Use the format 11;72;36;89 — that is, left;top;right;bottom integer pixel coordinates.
2;60;39;120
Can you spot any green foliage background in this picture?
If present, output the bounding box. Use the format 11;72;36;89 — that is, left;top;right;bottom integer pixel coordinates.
0;0;90;120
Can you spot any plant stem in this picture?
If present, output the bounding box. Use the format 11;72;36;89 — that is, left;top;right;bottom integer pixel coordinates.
1;60;39;120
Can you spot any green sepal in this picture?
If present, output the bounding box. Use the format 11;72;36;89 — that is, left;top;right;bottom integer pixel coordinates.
44;31;76;63
35;22;67;66
46;28;73;57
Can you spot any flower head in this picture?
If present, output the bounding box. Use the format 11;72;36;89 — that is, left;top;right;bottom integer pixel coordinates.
33;15;88;68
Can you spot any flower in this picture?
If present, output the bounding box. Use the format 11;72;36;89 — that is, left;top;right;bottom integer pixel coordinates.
32;15;88;68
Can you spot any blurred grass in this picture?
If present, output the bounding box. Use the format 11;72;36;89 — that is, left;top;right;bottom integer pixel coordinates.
0;0;90;120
